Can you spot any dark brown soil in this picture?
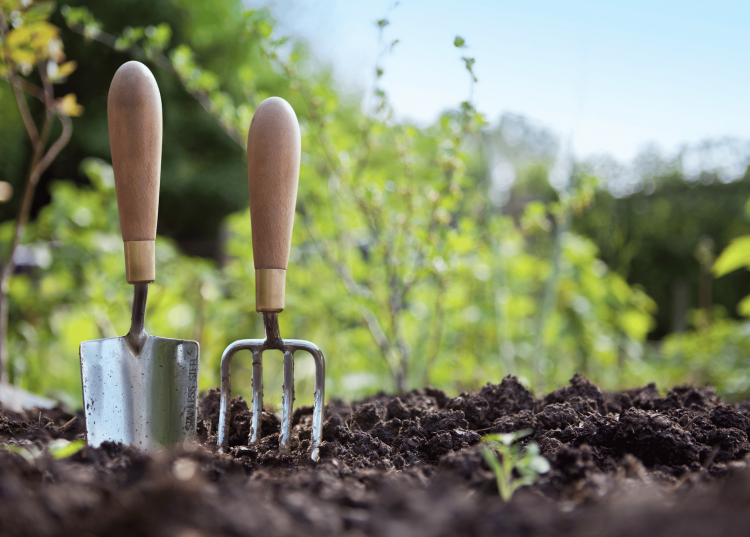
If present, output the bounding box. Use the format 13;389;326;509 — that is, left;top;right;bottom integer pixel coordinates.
2;373;750;536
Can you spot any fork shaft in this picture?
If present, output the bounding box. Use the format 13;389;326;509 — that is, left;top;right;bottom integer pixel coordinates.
124;283;148;356
263;312;282;347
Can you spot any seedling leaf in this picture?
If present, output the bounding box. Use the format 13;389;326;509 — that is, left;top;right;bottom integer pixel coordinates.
47;439;85;459
1;443;41;463
481;429;548;502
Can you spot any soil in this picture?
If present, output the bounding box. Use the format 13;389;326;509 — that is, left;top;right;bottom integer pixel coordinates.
2;373;750;536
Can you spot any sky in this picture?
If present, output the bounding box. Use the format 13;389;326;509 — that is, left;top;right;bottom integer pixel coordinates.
249;0;750;163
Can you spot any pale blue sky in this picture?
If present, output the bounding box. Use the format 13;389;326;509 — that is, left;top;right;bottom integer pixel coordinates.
253;0;749;162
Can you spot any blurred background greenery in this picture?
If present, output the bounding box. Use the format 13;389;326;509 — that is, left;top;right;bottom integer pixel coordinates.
1;0;750;409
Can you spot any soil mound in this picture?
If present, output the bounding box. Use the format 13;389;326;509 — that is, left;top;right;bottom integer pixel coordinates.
2;374;750;536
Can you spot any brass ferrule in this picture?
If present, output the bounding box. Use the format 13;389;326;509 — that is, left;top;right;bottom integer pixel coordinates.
255;268;286;312
124;240;155;284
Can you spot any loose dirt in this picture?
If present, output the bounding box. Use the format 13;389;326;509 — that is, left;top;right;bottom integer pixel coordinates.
2;373;750;536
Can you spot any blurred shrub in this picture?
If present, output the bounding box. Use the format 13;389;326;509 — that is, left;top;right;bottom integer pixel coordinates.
6;156;657;406
605;201;750;402
614;313;750;401
12;0;746;407
573;169;750;339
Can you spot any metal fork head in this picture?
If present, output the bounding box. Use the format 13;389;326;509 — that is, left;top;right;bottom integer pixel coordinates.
217;313;325;461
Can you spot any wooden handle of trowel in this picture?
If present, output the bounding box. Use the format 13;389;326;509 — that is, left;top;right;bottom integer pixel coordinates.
108;61;162;284
247;97;301;313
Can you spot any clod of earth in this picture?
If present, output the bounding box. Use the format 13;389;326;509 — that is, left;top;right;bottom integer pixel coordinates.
2;373;750;536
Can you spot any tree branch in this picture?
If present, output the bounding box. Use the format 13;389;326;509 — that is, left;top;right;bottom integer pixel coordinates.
0;10;40;145
1;101;72;281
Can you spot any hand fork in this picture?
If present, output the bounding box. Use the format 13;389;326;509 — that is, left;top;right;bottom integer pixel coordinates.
217;97;325;461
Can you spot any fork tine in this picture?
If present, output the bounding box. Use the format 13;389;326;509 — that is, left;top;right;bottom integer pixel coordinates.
311;347;325;461
249;349;263;444
279;350;295;454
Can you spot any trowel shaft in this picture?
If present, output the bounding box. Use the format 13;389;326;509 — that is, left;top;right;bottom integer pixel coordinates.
125;283;149;356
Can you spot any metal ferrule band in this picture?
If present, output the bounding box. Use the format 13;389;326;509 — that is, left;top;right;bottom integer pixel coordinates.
255;268;286;312
124;240;155;284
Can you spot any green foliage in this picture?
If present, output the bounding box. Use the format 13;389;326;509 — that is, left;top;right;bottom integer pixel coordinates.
573;170;750;338
481;429;550;502
644;205;750;399
46;0;276;245
4;141;659;404
613;314;750;400
0;1;666;405
0;0;737;408
0;1;83;112
6;159;229;404
714;235;750;278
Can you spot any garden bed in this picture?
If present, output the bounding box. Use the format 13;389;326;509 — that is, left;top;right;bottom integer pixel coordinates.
1;374;750;536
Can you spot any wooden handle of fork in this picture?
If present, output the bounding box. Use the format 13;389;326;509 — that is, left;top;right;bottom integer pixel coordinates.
247;97;301;312
108;61;162;284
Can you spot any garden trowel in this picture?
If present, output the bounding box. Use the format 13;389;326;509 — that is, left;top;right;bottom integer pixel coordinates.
79;61;199;451
216;97;325;461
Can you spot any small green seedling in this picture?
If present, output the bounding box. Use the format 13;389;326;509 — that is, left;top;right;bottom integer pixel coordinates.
0;443;40;463
47;439;85;460
0;439;84;463
481;429;550;502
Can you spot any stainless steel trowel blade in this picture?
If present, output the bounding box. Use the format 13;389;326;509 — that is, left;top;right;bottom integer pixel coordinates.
79;335;199;451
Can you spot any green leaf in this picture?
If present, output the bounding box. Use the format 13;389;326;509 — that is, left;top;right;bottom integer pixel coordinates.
453;35;466;48
713;235;750;277
737;294;750;317
24;2;56;25
524;443;550;473
146;22;172;50
528;456;550;474
80;158;115;191
482;428;532;446
47;439;85;459
0;444;36;463
619;308;653;339
257;21;273;38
